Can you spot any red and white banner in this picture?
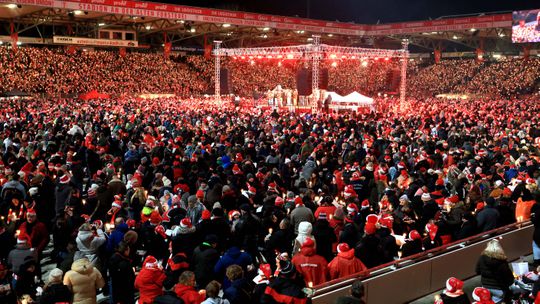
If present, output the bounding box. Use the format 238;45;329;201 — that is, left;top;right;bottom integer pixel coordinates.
0;0;512;36
53;36;138;47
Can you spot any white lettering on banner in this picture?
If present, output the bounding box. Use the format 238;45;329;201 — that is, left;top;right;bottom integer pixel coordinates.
53;35;138;47
134;2;147;8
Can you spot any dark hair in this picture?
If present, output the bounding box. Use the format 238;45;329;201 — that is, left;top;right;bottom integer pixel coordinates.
116;241;130;254
350;280;365;299
205;280;221;298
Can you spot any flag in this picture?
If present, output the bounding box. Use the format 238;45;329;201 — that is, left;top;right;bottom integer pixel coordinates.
434;50;441;63
119;47;126;58
164;42;172;59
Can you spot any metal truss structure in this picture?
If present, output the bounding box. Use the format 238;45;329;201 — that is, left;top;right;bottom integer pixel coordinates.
214;38;409;110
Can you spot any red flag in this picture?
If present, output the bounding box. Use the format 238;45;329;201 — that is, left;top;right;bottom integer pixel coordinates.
164;42;172;59
204;44;212;59
434;50;441;63
66;45;76;55
119;47;126;58
10;22;17;53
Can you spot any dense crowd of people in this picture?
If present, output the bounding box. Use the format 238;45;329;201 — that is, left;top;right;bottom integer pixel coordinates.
2;46;539;100
0;92;536;303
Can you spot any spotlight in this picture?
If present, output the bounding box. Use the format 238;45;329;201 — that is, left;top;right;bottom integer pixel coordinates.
190;28;196;33
328;34;333;37
262;27;270;31
145;25;152;30
98;23;106;26
73;10;84;15
222;23;231;28
6;4;18;9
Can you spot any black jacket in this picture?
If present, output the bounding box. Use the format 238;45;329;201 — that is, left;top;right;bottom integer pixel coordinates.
312;219;337;262
191;243;220;289
355;234;382;268
475;255;514;291
108;252;135;304
401;239;423;258
261;276;307;304
39;283;73;304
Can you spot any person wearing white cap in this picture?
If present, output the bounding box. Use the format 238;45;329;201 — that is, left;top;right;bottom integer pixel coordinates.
40;268;72;304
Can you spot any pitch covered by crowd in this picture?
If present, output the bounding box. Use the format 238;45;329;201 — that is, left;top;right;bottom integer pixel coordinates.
0;93;537;303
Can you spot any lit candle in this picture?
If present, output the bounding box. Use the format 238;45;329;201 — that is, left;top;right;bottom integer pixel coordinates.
329;214;333;220
308;281;313;288
518;216;523;222
398;250;402;259
15;229;20;236
268;228;273;234
82;199;86;206
105;223;111;231
144;190;148;197
19;205;24;215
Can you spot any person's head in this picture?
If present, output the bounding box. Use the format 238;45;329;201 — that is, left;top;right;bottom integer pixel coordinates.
47;268;63;285
205;280;221;298
226;264;244;282
178;271;196;287
482;239;507;260
116;241;130;256
350;279;365;299
26;209;37;224
114;217;125;226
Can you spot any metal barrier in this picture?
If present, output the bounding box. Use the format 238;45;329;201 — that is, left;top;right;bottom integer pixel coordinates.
312;222;533;304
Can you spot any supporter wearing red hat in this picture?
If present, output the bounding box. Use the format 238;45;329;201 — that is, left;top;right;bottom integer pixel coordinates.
472;287;494;304
18;208;49;255
356;222;381;268
434;277;468;304
291;237;328;286
401;230;424;258
328;243;368;280
423;223;442;251
135;255;167;304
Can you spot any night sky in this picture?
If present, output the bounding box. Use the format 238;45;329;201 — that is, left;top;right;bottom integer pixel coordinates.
166;0;539;23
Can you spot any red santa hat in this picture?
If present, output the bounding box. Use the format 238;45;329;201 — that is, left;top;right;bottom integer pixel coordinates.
447;195;459;204
346;203;359;214
421;193;431;202
59;174;70;184
351;171;361;181
343;185;356;198
228;210;240;220
111;201;122;209
180;217;193;228
378;216;393;229
143;256;162;270
268;182;277;191
247;186;256;196
235;153;243;162
19;162;33;174
258;263;272;279
26;208;36;216
409;230;422;241
337;243;351;253
426;223;438;243
445;277;464;294
472;287;493;303
201;210;211;220
275;196;285;207
126;219;136;228
196;189;205;199
232;164;242;175
155;225;167;239
366;214;379;225
435;178;444;186
17;233;32;246
476;202;485;212
294;196;304;207
301;237;315;249
361;200;370;209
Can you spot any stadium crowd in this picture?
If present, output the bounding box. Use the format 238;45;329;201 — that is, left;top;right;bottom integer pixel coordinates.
2;46;539;100
0;46;539;304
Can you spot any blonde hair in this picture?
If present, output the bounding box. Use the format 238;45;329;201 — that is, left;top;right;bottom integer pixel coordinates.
482;239;507;260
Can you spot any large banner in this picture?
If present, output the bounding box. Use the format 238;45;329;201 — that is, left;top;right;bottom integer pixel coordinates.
0;0;511;36
512;9;540;43
53;36;138;47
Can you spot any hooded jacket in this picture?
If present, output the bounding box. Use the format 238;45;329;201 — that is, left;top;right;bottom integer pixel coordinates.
134;258;167;304
328;249;368;280
174;284;205;304
291;241;328;286
292;222;315;255
74;229;106;265
63;258;105;304
7;243;38;274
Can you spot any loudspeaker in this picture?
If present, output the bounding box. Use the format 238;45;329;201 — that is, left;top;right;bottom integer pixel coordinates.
220;68;231;95
319;68;329;90
296;68;312;96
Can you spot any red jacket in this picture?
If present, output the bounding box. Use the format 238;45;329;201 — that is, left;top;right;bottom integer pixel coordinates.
134;267;167;304
174;284;205;304
328;249;368;280
19;221;49;254
291;245;328;286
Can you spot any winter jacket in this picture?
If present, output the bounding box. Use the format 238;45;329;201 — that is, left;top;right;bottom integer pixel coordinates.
192;243;220;288
312;219;337;262
401;239;423;258
291;243;328;286
201;297;230;304
476;206;500;232
355;234;382;268
174;284;205;304
74;229;106;266
223;278;253;304
7;244;38;274
134;264;167;304
19;221;50;254
39;283;73;304
214;247;252;281
106;223;128;253
328;249;368;280
261;276;307;304
475;254;514;291
437;292;471;304
63;258;105;304
108;252;135;304
55;183;73;216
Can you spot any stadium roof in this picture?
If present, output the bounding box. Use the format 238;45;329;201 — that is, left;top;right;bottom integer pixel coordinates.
0;0;530;53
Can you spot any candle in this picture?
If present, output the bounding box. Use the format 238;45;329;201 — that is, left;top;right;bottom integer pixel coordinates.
329;214;333;220
144;190;148;197
16;229;20;236
268;228;273;234
82;199;86;206
308;281;313;288
518;216;523;222
398;250;402;259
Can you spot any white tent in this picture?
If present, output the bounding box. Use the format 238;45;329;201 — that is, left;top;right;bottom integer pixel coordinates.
324;91;375;111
